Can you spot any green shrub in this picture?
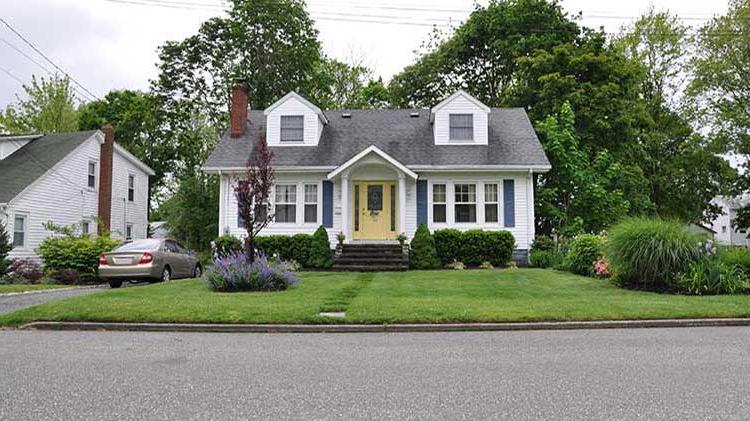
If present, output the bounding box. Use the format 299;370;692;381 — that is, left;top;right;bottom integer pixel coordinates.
434;229;463;266
607;218;702;291
307;226;332;269
445;259;465;270
460;230;488;267
0;221;11;278
38;235;120;277
678;260;748;295
213;235;242;257
529;250;562;268
718;247;750;276
483;230;515;267
566;234;605;276
410;224;440;269
531;235;555;252
255;234;313;266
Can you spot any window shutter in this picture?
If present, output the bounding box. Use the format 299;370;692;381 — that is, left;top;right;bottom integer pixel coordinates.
322;180;333;228
417;180;427;226
503;179;515;227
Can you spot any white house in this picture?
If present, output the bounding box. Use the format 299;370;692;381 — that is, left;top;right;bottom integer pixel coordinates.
708;195;750;247
0;127;155;261
203;82;550;262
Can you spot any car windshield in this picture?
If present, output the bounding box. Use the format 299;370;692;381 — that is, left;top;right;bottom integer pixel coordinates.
114;239;161;252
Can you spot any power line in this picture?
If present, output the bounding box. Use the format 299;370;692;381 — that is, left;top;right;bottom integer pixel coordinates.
0;64;24;85
0;17;99;101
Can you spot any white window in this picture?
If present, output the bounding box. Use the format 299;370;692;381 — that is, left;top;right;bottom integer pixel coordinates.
126;223;133;240
128;174;135;202
87;161;97;188
275;184;297;223
304;184;318;223
454;184;476;223
12;215;26;248
81;221;90;236
484;184;499;223
449;114;473;141
432;184;446;223
280;115;304;142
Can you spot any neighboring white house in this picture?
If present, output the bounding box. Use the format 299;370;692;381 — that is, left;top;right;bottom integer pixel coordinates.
708;195;750;247
203;82;551;261
0;128;155;261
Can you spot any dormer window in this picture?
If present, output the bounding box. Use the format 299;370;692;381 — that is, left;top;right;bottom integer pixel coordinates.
280;115;304;142
449;114;474;141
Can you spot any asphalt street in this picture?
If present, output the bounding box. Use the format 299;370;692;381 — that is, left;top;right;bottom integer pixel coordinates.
1;327;749;420
0;287;102;314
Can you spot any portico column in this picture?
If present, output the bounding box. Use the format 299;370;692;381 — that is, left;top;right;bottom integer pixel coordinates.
341;174;349;242
398;173;406;235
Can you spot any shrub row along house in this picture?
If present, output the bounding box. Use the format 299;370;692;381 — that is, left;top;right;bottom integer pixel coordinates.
0;127;154;261
203;81;551;262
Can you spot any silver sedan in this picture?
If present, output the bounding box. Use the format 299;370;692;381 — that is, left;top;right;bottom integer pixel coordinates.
98;239;202;288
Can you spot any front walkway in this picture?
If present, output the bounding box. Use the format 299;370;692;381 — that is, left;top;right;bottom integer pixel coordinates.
0;286;103;315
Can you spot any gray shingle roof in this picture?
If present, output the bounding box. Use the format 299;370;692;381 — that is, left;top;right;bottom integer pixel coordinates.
204;108;550;170
0;131;98;203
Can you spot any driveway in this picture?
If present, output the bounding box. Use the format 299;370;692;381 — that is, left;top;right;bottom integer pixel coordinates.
0;286;106;314
1;327;749;420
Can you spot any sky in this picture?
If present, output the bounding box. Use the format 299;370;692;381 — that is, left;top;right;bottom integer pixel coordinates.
0;0;731;108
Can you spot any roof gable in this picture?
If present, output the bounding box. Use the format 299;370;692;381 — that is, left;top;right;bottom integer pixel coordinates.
431;90;491;115
264;91;329;124
327;145;418;180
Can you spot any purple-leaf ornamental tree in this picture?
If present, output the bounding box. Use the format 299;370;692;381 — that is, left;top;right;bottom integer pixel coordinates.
234;133;274;260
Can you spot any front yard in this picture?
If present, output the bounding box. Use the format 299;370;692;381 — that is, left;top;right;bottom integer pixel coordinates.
0;284;70;294
2;269;750;327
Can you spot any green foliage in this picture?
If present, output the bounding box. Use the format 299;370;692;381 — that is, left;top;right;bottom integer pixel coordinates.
157;174;219;252
307;57;372;109
409;224;440;269
565;234;605;277
0;221;12;277
606;218;702;291
529;250;562;269
255;234;313;266
678;260;748;295
0;75;78;134
213;235;242;258
433;229;463;266
38;235;120;277
307;226;332;269
530;235;555;252
718;247;750;276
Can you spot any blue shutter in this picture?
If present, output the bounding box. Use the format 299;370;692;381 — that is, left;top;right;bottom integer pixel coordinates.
237;211;245;228
503;179;515;227
322;180;333;228
417;180;428;226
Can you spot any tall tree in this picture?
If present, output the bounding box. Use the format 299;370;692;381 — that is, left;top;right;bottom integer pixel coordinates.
388;0;580;108
690;0;750;228
155;174;219;252
235;134;274;259
307;57;372;109
0;74;78;134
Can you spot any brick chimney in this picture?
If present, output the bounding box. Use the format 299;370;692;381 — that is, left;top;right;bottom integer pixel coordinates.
230;79;249;138
98;125;114;234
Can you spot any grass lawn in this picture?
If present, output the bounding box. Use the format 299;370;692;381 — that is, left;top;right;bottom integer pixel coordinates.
2;269;750;327
0;284;71;294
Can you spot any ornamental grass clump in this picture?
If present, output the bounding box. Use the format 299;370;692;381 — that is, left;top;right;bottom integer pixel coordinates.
607;218;702;291
204;252;299;292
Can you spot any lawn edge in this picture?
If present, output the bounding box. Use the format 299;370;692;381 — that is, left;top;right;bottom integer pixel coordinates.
0;285;103;297
16;318;750;333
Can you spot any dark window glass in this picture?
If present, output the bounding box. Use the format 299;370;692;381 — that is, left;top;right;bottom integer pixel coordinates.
449;114;473;140
485;204;498;223
390;184;396;231
275;185;296;223
280;115;304;142
87;162;96;188
13;216;25;247
128;175;135;201
455;205;476;223
432;184;446;223
354;185;359;231
433;205;446;223
367;185;383;211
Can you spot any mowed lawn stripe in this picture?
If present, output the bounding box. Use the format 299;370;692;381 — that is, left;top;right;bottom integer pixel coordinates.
2;269;750;327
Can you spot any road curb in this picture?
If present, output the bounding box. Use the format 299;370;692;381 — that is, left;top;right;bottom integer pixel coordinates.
18;318;750;333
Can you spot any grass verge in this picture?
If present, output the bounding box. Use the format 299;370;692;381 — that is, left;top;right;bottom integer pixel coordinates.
0;284;71;294
2;269;750;327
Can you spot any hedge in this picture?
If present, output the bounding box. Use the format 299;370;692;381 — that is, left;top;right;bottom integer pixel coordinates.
38;235;120;276
434;229;515;267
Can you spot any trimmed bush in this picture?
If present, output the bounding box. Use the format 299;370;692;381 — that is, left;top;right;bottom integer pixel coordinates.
307;226;333;269
459;230;487;267
213;235;242;257
38;235;120;277
203;252;299;292
607;218;702;291
529;250;562;269
484;230;515;267
434;229;462;266
566;234;605;276
255;234;313;266
410;224;440;269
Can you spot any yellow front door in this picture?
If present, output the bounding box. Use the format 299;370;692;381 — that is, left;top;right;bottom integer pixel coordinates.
352;181;397;240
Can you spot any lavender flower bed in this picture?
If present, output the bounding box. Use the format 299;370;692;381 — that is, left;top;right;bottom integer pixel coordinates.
204;252;299;292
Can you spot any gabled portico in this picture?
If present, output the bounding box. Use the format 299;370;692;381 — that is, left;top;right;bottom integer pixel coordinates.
327;145;417;242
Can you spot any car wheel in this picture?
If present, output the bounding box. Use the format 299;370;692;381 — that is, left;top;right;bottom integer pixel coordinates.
109;280;123;288
193;264;202;278
161;267;171;283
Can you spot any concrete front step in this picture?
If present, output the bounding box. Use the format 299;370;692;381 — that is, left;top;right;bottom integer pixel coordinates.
335;243;409;271
331;264;408;272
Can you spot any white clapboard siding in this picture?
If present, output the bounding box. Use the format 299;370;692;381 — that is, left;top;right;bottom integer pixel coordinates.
433;94;489;145
110;149;150;240
265;97;322;147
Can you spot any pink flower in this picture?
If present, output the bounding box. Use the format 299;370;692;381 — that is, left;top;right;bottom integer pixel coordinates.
594;258;611;277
